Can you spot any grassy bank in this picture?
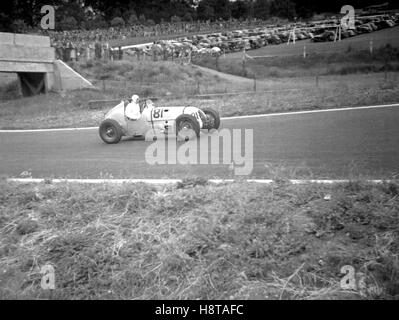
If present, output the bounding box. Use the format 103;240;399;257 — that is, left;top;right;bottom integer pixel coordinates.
194;45;399;79
0;89;111;130
0;60;398;129
163;72;399;117
0;60;227;104
69;59;229;98
1;72;398;129
0;179;398;299
0;73;20;101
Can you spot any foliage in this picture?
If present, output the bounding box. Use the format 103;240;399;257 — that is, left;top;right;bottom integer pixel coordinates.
58;16;78;31
110;17;125;28
2;0;392;32
127;13;139;25
270;0;297;20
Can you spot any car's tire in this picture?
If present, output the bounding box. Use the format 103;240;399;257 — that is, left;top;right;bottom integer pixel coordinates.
201;107;221;130
176;114;200;140
99;119;123;144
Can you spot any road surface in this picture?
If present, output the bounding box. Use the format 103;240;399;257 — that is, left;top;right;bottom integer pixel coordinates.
1;106;398;179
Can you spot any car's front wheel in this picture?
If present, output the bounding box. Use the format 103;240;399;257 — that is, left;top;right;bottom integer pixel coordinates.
99;119;123;144
201;107;220;130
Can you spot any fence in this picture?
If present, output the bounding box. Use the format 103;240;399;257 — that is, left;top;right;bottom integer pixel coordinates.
89;78;254;97
193;34;399;76
244;35;399;58
87;71;398;110
88;78;199;98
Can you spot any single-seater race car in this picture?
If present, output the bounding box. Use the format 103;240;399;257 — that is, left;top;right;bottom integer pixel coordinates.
99;98;221;144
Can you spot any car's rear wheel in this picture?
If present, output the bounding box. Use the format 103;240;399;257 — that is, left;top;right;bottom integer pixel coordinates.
176;114;200;141
99;119;123;144
201;107;220;130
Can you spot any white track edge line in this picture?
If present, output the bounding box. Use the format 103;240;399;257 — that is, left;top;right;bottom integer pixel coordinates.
0;127;98;133
6;178;392;185
220;103;399;120
1;103;398;133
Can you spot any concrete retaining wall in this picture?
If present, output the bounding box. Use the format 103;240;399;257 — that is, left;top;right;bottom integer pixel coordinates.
0;32;50;47
53;60;93;91
0;32;14;45
0;32;93;95
14;34;50;47
0;61;54;73
0;45;55;64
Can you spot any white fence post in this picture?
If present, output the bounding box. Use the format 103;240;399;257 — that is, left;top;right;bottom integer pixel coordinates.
334;26;338;42
287;27;296;45
293;27;296;44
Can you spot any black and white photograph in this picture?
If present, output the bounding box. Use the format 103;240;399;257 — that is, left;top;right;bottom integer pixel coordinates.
0;0;398;305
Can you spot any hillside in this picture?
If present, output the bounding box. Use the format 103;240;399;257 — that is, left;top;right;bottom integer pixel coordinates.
193;27;399;79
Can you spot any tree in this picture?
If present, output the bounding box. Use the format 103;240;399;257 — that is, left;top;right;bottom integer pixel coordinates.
270;0;296;20
196;0;231;21
139;14;146;25
2;0;387;32
214;0;231;20
55;1;87;29
147;19;156;26
231;0;249;20
171;15;181;23
88;15;108;29
254;0;271;20
197;3;215;21
11;19;29;32
127;13;139;25
110;17;125;27
58;16;78;30
169;0;196;22
183;12;193;21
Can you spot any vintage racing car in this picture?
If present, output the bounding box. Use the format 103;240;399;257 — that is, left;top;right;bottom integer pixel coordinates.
99;99;220;144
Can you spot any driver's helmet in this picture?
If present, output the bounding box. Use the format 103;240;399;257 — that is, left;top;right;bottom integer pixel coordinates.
131;94;139;104
146;99;155;109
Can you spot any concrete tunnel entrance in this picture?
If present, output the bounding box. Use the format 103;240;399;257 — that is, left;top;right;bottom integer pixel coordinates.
1;32;93;96
18;72;47;97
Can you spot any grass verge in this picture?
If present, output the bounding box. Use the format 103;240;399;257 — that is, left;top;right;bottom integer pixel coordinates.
0;179;398;299
69;59;227;98
193;44;399;79
163;72;399;117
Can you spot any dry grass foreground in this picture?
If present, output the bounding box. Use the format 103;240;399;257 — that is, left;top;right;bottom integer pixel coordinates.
0;179;398;299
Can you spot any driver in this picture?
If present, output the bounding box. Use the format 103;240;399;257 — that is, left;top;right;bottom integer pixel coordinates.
125;94;141;120
142;99;155;119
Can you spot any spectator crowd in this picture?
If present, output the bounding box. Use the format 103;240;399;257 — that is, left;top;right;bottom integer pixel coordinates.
42;13;399;63
43;19;270;62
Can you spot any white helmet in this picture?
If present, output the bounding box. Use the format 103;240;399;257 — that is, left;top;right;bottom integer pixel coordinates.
131;94;139;103
146;99;154;108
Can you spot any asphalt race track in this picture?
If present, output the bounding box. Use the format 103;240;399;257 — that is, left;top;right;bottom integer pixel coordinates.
1;106;399;179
